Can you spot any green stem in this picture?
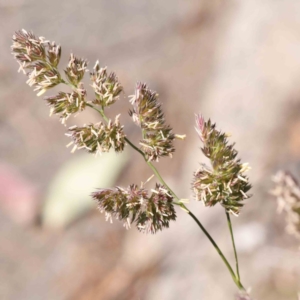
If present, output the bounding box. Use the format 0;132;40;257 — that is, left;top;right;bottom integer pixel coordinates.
146;161;179;200
226;210;242;284
86;103;245;290
187;207;242;289
86;104;179;200
61;78;74;89
86;103;108;121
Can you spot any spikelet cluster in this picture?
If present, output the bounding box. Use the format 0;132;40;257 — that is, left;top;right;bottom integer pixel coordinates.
271;171;300;238
45;90;86;124
129;83;177;161
58;53;88;117
92;183;176;234
64;53;87;86
11;29;89;124
66;116;126;154
192;114;251;215
90;61;123;107
11;29;62;96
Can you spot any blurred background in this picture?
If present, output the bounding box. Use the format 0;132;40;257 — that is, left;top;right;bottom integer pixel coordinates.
1;0;300;299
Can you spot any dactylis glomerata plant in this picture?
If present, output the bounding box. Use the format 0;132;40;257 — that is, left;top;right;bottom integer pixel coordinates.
11;29;253;296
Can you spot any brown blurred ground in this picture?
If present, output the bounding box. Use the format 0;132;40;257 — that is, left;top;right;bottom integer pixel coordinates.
1;0;300;299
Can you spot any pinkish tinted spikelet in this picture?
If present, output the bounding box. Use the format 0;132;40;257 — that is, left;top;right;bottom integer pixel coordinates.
192;115;251;215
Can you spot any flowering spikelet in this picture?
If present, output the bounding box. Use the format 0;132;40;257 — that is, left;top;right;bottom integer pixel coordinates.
90;61;123;107
47;42;61;68
64;53;88;86
45;90;86;124
11;29;62;96
12;29;48;63
92;183;176;234
271;171;300;238
192;114;251;215
66;116;126;154
129;82;177;161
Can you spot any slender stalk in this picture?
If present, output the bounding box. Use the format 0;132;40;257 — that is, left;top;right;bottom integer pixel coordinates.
86;103;108;121
86;104;178;202
226;210;241;282
146;161;179;200
61;78;74;89
187;208;242;289
86;102;245;290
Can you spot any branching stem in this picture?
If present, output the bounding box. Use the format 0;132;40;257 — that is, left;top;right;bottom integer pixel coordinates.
86;102;245;291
